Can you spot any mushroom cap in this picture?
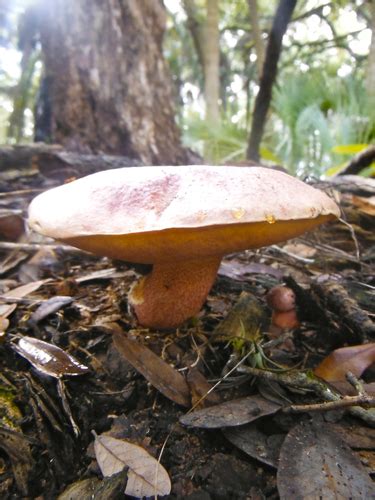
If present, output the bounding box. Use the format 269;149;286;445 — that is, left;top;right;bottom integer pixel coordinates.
28;165;340;263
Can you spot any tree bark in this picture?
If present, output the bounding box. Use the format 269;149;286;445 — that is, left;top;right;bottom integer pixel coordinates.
247;0;297;162
366;0;375;104
36;0;188;164
247;0;265;79
203;0;220;124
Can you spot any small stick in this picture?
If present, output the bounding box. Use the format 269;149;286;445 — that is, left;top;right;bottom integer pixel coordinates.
286;394;375;413
0;241;85;253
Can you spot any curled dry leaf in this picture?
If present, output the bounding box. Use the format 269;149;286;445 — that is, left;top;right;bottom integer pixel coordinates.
29;295;74;325
94;433;171;498
13;336;89;378
314;343;375;382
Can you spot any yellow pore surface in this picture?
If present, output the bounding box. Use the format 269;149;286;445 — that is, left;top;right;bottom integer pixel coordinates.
64;215;334;264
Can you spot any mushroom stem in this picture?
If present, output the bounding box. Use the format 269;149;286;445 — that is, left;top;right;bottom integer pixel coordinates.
128;256;222;329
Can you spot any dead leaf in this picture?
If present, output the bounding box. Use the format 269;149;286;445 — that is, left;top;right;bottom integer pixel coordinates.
277;419;374;499
94;433;171;498
219;259;283;281
180;395;281;428
351;195;375;216
0;427;34;496
29;295;74;324
0;303;17;318
223;423;283;468
3;279;50;299
186;367;221;408
76;267;136;283
314;343;375;382
13;336;89;378
113;330;191;407
213;291;268;343
0;316;9;336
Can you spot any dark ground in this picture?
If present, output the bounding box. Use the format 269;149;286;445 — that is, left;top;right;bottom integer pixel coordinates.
0;159;374;499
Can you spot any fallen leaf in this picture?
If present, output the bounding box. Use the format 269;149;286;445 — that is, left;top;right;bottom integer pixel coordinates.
277;419;374;499
186;367;221;408
29;295;74;324
113;330;191;407
0;427;34;496
0;316;9;336
94;433;171;498
0;303;17;318
76;267;136;283
223;423;283;468
13;336;89;378
314;343;375;382
180;395;281;428
3;279;50;299
351;194;375;216
219;259;283;281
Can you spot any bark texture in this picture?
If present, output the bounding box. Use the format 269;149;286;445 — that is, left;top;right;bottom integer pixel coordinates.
203;0;220;123
37;0;188;164
247;0;265;79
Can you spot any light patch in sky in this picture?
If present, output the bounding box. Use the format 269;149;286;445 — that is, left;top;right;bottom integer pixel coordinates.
0;48;22;80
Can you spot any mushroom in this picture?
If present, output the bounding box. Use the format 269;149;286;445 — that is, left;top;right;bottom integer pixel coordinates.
266;286;300;332
28;165;340;329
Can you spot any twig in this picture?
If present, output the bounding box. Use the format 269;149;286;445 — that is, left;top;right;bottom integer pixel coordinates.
346;371;367;397
338;217;361;261
0;241;85;253
271;244;315;264
286;394;375;413
237;365;375;427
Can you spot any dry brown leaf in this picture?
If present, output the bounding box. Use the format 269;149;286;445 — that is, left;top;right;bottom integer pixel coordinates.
0;303;17;318
0;316;9;335
94;433;171;498
277;419;374;499
113;330;191;407
180;395;281;428
13;336;89;378
4;279;50;299
351;195;375;216
314;343;375;382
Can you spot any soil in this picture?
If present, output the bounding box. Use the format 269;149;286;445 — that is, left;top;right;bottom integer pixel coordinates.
0;162;374;499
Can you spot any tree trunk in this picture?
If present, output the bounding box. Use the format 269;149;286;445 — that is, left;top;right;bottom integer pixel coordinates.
36;0;188;164
366;0;375;104
247;0;265;79
203;0;220;124
247;0;297;162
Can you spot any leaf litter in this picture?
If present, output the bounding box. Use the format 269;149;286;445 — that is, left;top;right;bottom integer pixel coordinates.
94;432;171;498
0;163;374;498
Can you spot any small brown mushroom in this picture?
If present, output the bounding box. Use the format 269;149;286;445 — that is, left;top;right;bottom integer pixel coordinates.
271;309;300;330
28;166;340;329
266;285;296;312
267;286;300;333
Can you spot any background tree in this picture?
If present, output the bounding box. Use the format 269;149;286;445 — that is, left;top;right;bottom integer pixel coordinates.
35;0;189;164
0;0;373;176
247;0;297;161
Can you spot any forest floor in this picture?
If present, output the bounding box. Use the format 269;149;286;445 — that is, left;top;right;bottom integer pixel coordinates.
0;154;374;499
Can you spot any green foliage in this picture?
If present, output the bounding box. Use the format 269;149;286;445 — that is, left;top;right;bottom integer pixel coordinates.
269;71;374;175
183;112;248;163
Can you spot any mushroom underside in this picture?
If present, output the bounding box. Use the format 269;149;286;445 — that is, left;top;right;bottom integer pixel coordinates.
63;215;334;263
60;216;334;329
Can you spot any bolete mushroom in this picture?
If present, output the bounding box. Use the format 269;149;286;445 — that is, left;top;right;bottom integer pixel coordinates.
28;166;340;329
